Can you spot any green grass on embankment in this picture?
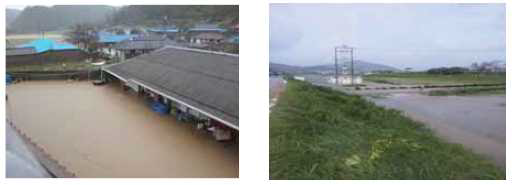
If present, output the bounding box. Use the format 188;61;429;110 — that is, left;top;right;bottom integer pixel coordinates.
269;80;505;180
364;73;505;85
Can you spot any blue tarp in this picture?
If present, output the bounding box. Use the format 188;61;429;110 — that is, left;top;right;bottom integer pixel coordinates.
19;39;78;53
6;74;13;85
151;101;170;115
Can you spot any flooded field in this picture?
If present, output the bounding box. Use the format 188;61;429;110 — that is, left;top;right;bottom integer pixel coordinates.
270;76;286;108
371;93;506;167
6;81;238;178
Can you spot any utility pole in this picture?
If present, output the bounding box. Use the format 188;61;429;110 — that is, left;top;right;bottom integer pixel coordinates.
334;47;338;85
350;47;354;85
334;45;355;86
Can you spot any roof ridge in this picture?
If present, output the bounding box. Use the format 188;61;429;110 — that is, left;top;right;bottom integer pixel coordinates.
159;45;239;58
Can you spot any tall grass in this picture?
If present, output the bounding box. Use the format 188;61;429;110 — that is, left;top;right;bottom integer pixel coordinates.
270;80;505;179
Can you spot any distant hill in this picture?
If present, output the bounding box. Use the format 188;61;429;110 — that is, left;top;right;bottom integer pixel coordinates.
109;5;238;27
9;5;115;33
6;9;21;26
270;60;400;75
269;63;304;74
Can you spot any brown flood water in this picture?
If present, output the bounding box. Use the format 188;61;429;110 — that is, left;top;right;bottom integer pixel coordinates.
6;81;238;178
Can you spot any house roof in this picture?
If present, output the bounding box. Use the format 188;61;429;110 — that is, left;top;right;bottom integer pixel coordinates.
149;24;226;33
19;39;78;53
114;39;176;50
98;31;137;43
147;27;179;33
6;47;37;56
103;46;239;129
132;34;167;41
189;24;226;32
192;32;225;40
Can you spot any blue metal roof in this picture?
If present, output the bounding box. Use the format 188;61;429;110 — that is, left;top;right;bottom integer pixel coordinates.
148;24;226;33
189;28;226;32
19;39;78;53
98;31;137;43
229;36;239;44
147;28;179;33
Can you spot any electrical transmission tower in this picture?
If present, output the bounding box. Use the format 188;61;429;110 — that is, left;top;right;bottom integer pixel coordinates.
334;45;354;86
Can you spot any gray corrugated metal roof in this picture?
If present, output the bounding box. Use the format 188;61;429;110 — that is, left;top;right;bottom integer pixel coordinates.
131;34;166;41
6;47;37;56
114;40;175;50
192;32;225;40
104;46;239;129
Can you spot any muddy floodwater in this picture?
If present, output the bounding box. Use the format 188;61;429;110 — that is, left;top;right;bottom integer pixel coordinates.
7;81;238;178
270;76;286;108
371;93;505;167
270;76;284;100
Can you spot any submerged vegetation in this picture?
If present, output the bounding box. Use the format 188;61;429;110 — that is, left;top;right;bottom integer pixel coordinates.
270;80;504;179
364;73;505;85
427;86;505;96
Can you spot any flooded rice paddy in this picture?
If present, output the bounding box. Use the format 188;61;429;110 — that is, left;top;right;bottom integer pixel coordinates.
6;81;238;178
371;93;505;167
270;76;286;109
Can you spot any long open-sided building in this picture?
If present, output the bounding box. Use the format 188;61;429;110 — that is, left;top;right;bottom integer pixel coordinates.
102;46;239;132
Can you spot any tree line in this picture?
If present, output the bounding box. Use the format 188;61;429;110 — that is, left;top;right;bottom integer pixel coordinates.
426;61;505;75
9;5;114;33
9;5;238;34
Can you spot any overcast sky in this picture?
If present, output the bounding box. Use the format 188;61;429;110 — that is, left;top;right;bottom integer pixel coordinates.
270;4;505;70
7;5;28;10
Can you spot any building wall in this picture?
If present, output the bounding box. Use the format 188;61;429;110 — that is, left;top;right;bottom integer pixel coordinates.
328;76;363;85
6;50;87;67
6;54;42;67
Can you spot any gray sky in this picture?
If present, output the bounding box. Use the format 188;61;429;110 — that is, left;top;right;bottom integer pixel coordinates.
270;4;506;70
6;5;28;10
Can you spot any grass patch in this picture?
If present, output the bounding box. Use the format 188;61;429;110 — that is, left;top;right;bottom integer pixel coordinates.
364;73;505;85
427;87;505;96
270;80;504;179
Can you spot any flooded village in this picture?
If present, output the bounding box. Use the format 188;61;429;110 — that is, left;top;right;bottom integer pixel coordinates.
6;5;239;178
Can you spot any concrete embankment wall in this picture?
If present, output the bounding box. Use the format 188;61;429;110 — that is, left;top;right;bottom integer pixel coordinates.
7;50;87;67
9;70;101;81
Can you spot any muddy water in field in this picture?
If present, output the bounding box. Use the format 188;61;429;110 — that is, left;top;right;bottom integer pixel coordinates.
371;93;505;167
7;81;238;178
270;77;284;100
270;76;286;110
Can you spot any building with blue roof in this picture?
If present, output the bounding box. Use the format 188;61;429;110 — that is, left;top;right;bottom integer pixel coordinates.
19;39;79;53
98;31;137;44
7;38;86;67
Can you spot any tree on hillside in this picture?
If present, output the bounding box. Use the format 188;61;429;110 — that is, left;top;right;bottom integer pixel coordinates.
109;5;238;27
10;5;114;33
66;24;100;57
